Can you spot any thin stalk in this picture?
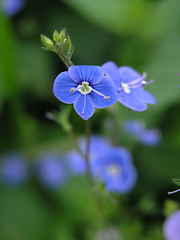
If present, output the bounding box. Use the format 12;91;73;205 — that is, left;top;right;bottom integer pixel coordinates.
84;118;94;186
55;48;74;68
109;105;121;146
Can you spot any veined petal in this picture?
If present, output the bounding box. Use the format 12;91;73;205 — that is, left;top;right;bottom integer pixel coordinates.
74;94;95;120
68;65;104;84
53;72;80;104
102;61;122;89
89;77;117;109
133;89;156;104
118;90;147;112
119;66;142;84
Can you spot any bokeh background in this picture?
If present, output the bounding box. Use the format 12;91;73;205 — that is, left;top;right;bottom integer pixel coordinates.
0;0;180;239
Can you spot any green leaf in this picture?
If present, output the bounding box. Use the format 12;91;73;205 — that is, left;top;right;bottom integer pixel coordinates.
172;178;180;187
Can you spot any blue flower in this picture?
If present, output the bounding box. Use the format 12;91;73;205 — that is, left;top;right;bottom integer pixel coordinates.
66;136;111;175
35;153;67;190
0;153;29;187
123;120;161;146
163;210;180;240
53;65;117;120
91;147;137;194
1;0;24;16
102;61;156;111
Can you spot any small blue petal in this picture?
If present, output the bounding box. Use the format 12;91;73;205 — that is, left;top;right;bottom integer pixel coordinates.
119;66;142;84
35;153;66;190
106;163;137;194
1;0;24;16
66;150;86;175
163;210;180;240
68;65;104;84
74;94;95;120
102;61;121;89
118;90;147;111
123;120;145;135
138;129;161;146
133;88;156;104
89;77;117;109
0;153;29;187
53;72;80;104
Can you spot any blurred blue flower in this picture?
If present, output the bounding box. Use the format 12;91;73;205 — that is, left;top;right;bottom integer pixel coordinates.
91;147;137;194
0;0;24;16
66;136;111;175
123;120;161;146
102;61;156;111
53;65;117;120
0;153;29;187
163;210;180;240
35;153;66;190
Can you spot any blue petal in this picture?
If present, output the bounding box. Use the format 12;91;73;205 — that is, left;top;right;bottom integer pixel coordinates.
53;72;80;104
74;94;95;120
118;90;147;111
89;77;117;109
132;89;156;104
2;0;24;16
106;164;137;194
102;61;122;89
68;65;104;84
118;66;142;84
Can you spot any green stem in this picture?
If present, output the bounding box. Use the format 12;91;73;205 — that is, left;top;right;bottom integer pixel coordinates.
109;105;121;146
84;118;94;186
55;47;74;68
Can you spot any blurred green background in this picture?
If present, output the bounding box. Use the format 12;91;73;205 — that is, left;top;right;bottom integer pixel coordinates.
0;0;180;239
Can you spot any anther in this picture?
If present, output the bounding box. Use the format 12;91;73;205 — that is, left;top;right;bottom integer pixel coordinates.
104;96;110;99
70;88;75;93
142;79;154;86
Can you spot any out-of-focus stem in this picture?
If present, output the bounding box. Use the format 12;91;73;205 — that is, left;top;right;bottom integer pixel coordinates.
84;118;94;186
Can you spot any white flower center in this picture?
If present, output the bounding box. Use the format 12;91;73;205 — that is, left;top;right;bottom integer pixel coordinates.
121;82;131;94
107;164;120;176
78;81;92;95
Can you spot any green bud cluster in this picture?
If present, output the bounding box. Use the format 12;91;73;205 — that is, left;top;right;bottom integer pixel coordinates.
40;28;74;68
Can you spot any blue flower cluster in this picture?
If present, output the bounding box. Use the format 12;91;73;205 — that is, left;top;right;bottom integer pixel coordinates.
67;136;137;194
0;136;137;195
123;120;161;146
53;62;156;120
0;152;66;190
163;210;180;240
0;0;24;16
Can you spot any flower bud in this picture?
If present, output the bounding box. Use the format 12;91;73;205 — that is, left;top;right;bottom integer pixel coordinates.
53;30;60;43
40;34;54;50
59;28;67;43
60;34;73;58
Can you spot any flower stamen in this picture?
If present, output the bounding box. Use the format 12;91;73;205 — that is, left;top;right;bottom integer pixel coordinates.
81;90;87;115
142;79;154;86
168;189;180;195
92;88;110;99
70;85;82;93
